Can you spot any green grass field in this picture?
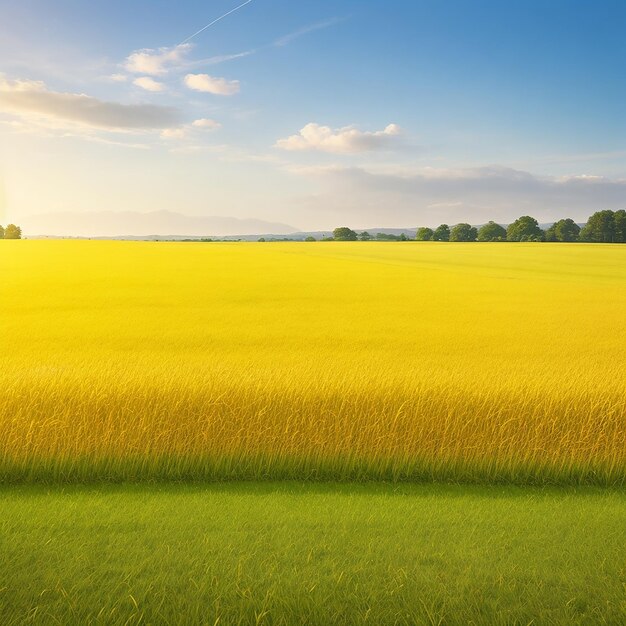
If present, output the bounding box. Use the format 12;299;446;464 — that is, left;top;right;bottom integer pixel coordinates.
1;483;626;625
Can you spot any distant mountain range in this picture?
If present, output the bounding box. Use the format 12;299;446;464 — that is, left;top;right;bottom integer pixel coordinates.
21;211;298;238
22;211;423;240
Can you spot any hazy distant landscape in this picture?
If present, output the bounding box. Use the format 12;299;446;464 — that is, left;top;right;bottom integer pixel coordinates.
19;209;297;237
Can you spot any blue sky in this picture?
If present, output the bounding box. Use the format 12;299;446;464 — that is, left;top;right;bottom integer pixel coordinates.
1;0;625;235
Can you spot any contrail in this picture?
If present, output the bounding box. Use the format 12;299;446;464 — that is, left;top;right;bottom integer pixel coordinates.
179;0;254;45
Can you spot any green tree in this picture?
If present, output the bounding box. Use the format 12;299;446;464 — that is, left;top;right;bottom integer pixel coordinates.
477;221;506;241
0;225;4;239
358;231;372;241
579;210;616;242
4;224;21;239
332;227;358;241
450;223;478;242
416;227;434;241
432;224;450;241
304;236;316;242
399;232;407;241
545;218;580;242
506;216;544;242
257;237;266;242
612;209;626;243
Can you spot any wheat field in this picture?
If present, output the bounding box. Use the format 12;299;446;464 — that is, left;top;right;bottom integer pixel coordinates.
1;240;625;483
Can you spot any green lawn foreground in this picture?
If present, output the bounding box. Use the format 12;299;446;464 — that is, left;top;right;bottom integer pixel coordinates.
1;483;625;625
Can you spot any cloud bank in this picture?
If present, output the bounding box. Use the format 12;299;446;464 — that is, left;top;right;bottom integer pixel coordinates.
275;123;402;153
0;76;181;130
293;164;626;224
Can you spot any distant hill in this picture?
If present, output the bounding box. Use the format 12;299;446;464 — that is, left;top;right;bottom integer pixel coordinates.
21;210;297;238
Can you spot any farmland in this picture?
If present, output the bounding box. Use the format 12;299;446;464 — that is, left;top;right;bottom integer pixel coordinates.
1;241;624;484
2;240;626;624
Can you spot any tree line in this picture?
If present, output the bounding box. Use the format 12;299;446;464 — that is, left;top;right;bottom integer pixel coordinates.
328;210;626;242
0;224;22;239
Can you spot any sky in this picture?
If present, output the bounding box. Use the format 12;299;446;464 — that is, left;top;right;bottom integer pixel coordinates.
1;0;625;235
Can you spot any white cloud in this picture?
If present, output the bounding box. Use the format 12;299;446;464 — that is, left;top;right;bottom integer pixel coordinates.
183;73;240;95
192;118;221;130
161;118;221;141
161;127;188;140
0;76;182;131
108;73;128;83
275;123;402;154
133;77;166;92
124;44;192;76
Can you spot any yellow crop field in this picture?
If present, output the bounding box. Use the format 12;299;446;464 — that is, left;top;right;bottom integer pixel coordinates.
1;240;625;483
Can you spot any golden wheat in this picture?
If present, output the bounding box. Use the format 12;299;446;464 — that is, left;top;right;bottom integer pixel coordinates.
1;240;624;483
